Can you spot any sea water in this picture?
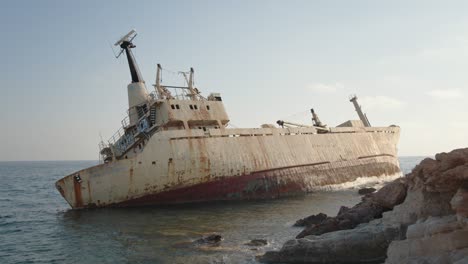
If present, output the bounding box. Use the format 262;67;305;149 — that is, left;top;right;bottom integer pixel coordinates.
0;157;427;264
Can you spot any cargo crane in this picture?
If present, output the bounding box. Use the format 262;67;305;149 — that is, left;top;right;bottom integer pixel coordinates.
277;108;329;132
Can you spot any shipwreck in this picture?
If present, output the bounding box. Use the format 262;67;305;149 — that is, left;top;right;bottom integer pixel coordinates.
55;30;401;209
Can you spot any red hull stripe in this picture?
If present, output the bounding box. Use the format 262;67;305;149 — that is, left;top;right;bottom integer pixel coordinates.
112;160;400;207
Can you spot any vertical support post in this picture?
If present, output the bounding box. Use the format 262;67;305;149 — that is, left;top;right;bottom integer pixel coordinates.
188;67;197;100
154;64;165;99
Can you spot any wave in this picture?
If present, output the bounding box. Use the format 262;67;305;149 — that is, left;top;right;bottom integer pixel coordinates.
315;172;403;191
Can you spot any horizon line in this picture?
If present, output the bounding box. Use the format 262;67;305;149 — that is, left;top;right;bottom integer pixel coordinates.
0;156;432;162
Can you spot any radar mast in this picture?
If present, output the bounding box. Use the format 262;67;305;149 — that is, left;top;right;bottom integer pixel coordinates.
114;30;143;83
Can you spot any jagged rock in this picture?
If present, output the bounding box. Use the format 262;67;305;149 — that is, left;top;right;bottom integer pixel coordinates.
296;199;386;238
261;147;468;264
358;187;376;195
407;148;468;192
244;239;268;247
337;206;350;216
293;213;328;227
372;180;407;209
296;179;408;238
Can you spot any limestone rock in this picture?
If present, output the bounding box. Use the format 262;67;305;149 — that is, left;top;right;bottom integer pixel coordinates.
385;215;468;264
258;220;406;263
451;184;468;218
407;148;468;192
261;147;468;263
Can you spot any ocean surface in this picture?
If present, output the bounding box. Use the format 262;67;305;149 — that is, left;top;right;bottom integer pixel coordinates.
0;157;426;264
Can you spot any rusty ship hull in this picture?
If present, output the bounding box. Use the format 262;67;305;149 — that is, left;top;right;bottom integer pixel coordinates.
56;126;400;209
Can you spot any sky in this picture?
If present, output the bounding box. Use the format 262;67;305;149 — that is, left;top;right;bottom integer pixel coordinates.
1;0;468;160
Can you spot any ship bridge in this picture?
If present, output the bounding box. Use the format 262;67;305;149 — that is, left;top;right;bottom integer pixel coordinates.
99;31;230;163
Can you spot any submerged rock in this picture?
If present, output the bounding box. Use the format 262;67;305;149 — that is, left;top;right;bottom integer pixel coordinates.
260;147;468;263
244;239;268;247
194;233;223;245
358;187;376;195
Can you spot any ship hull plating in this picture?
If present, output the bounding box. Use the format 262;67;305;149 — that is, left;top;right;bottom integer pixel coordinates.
114;156;399;206
56;126;400;209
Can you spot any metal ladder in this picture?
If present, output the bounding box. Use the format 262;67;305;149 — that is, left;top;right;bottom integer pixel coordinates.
149;105;157;126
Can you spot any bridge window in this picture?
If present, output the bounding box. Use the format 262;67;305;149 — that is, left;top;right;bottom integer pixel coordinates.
194;105;198;110
171;104;175;109
189;105;194;110
176;104;180;109
206;105;210;110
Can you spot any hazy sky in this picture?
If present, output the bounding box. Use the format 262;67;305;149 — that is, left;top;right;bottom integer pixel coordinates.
2;0;468;160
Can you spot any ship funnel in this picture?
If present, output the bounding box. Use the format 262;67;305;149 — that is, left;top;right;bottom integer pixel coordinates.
114;30;149;126
349;95;371;127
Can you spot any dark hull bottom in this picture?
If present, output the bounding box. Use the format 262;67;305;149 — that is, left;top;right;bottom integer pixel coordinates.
113;157;401;207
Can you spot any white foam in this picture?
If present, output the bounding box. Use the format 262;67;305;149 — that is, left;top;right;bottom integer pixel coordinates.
315;172;403;192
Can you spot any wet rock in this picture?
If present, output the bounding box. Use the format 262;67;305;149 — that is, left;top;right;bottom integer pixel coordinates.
244;239;268;247
337;206;350;216
296;200;385;238
194;233;223;245
358;187;376;195
293;213;327;227
295;179;408;239
258;220;406;263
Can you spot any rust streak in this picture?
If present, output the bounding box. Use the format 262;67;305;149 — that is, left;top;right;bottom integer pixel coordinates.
73;179;83;208
87;180;92;202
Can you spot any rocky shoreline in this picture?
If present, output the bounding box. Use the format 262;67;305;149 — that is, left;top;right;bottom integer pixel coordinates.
258;148;468;264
